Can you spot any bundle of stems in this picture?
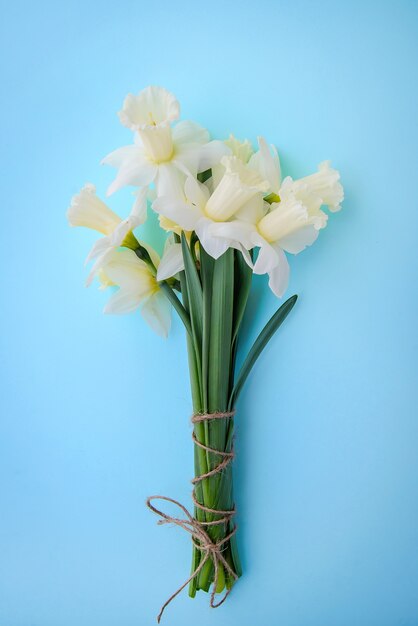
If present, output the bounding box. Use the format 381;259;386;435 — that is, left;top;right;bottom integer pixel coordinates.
162;232;297;598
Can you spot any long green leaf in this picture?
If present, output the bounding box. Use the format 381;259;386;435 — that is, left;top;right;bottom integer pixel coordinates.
181;233;204;401
181;233;203;347
229;294;298;408
208;249;234;411
178;252;208;597
199;246;214;412
232;250;253;344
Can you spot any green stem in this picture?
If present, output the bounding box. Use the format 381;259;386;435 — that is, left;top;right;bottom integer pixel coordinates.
173;240;243;598
196;248;236;592
178;263;213;598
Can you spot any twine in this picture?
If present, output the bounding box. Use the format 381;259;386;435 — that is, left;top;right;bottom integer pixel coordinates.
146;409;237;622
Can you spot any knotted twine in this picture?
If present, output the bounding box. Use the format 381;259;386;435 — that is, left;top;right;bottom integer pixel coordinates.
146;410;238;622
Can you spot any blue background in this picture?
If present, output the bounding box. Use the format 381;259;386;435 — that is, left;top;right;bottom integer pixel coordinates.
1;1;417;625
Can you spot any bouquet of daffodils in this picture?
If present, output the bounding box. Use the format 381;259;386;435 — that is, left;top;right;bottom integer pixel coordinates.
68;86;343;621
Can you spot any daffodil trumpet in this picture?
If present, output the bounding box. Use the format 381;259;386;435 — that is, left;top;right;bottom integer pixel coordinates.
68;85;344;619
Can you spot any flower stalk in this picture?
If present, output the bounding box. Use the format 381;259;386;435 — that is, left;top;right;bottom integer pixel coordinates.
181;242;242;596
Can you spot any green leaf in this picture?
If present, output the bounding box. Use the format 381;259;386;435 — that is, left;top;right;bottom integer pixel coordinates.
181;233;203;347
232;250;252;344
208;249;234;411
229;294;298;408
199;246;215;412
181;233;203;405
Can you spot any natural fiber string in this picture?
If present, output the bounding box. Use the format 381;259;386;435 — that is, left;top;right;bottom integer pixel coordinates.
146;410;237;622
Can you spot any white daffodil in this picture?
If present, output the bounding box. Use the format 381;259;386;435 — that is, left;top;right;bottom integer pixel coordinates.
102;86;229;197
224;134;254;164
213;162;344;297
211;135;254;189
211;135;280;197
153;155;269;259
67;183;122;235
118;85;180;161
100;248;171;337
67;184;149;286
84;188;149;286
285;160;344;213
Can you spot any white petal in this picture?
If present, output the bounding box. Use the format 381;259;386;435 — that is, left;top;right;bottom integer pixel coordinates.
209;220;258;251
257;195;308;243
172;120;209;146
224;135;254;163
85;236;112;265
173;137;229;179
248;137;281;194
239;245;254;268
118;86;180;130
67;184;121;235
234;193;266;224
104;148;157;196
195;218;230;259
109;220;130;247
85;246;115;287
206;156;269;221
155;163;186;198
289;161;344;214
104;288;142;315
141;291;171;337
172;145;201;178
101;145;139;167
184;176;210;208
196;140;231;172
157;243;184;281
222;155;270;192
153;195;201;231
278;224;320;254
268;247;289;297
253;240;280;274
130;187;148;224
136;124;174;162
102;248;154;292
141;241;161;268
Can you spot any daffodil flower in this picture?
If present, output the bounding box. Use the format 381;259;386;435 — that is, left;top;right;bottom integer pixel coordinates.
212;135;280;194
102;86;229;197
100;248;171;337
153;155;270;259
67;184;149;285
213;161;344;297
67;183;122;235
67;182;181;296
224;134;255;164
84;188;150;286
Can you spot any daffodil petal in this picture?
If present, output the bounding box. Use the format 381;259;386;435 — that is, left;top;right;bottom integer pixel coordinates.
141;291;171;337
157;243;184;281
153;196;201;231
267;247;289;298
278;223;320;254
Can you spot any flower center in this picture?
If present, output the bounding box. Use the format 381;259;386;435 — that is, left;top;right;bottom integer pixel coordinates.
138;124;174;163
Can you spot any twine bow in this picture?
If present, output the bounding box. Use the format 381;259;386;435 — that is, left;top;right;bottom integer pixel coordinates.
146;410;238;623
